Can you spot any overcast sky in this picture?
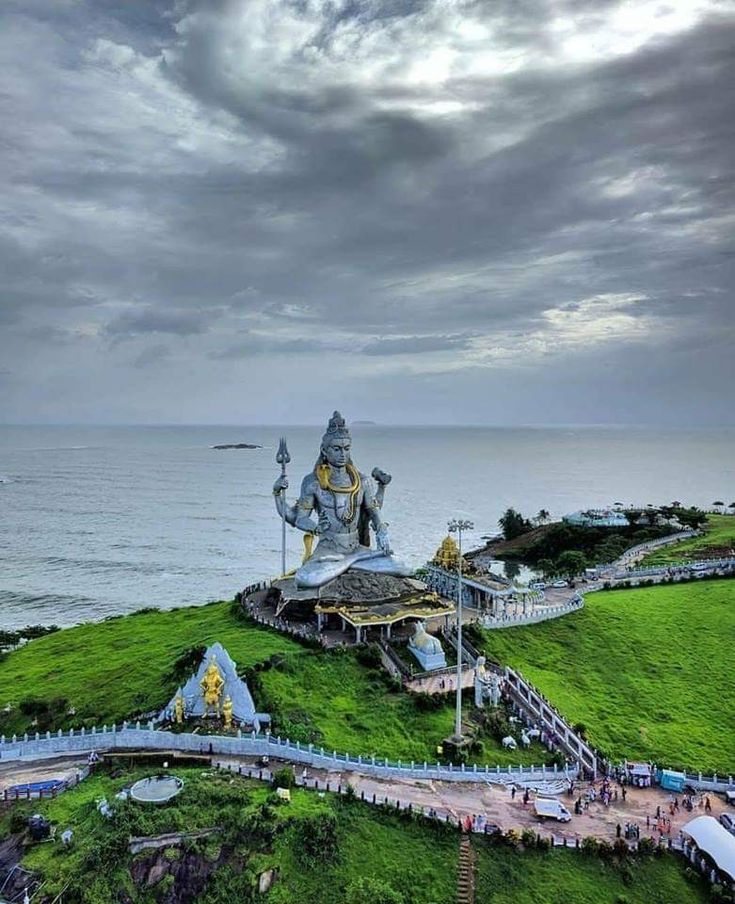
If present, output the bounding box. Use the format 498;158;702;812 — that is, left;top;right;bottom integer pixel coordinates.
1;0;734;425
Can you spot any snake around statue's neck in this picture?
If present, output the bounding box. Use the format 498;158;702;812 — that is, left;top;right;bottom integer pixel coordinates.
316;462;361;524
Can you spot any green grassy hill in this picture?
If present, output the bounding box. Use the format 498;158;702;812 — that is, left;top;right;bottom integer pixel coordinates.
0;603;541;765
6;764;710;904
474;843;708;904
3;576;733;771
477;579;735;773
640;514;735;565
15;765;458;904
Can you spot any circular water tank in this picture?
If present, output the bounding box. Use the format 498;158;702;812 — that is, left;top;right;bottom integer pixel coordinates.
129;775;184;804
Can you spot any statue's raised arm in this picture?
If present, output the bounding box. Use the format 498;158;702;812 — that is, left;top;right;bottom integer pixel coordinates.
273;473;320;535
273;411;411;589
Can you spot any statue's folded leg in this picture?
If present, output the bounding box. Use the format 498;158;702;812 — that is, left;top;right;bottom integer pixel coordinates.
350;555;412;577
294;555;354;589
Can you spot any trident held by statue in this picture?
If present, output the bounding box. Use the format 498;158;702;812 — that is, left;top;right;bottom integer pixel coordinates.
276;437;290;576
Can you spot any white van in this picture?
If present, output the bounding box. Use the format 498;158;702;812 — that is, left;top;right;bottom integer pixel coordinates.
533;798;572;822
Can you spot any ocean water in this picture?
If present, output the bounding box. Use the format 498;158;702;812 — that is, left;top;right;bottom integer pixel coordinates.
1;424;733;629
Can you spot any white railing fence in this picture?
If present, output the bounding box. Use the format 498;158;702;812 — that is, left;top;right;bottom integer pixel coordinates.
0;724;579;785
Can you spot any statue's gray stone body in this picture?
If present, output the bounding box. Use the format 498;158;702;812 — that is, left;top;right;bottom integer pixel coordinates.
274;411;411;589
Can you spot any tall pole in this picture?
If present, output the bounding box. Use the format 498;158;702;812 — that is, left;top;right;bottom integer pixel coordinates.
449;518;473;741
276;437;290;576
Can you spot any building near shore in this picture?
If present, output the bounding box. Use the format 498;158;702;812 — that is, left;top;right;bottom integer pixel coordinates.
563;508;629;528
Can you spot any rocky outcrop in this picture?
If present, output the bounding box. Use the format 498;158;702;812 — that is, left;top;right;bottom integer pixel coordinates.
130;845;241;904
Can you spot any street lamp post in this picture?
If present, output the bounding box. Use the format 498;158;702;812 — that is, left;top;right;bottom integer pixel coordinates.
448;518;473;742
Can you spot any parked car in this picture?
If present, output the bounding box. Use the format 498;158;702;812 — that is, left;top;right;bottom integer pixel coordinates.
551;579;569;588
720;813;735;836
724;789;735;806
529;581;546;590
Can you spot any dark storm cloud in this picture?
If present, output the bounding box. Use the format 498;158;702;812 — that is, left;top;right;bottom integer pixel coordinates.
0;0;733;424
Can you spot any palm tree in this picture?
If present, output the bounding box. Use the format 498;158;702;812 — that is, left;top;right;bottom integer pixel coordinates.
713;501;725;513
671;501;682;509
536;509;550;525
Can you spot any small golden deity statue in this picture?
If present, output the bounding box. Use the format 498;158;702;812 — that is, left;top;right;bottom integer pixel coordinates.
174;692;184;724
222;695;233;730
200;656;225;716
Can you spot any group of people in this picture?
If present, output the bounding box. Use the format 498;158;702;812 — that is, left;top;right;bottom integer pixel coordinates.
616;822;641;840
572;776;626;814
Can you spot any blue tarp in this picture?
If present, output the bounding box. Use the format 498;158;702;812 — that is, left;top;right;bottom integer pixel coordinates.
8;779;65;794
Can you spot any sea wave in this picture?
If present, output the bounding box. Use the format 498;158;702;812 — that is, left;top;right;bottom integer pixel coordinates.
0;590;94;607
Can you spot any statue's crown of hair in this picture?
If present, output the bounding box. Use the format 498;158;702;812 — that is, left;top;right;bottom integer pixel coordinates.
324;410;350;439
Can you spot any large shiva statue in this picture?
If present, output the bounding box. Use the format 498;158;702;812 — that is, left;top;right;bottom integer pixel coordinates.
273;411;411;588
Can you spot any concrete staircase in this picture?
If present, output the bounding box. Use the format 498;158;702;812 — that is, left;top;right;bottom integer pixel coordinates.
457;835;475;904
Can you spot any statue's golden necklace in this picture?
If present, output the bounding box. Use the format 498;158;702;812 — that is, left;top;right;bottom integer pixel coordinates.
316;462;361;524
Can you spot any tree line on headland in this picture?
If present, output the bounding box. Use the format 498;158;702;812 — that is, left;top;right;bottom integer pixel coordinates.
491;504;714;579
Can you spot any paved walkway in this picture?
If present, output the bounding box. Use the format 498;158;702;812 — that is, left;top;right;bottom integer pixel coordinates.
219;756;730;844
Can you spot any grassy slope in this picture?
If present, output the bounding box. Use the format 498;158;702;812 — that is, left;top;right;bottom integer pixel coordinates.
0;603;301;733
0;603;544;765
478;579;735;772
15;766;458;904
641;514;735;565
475;843;709;904
258;650;544;765
11;767;706;904
269;802;458;904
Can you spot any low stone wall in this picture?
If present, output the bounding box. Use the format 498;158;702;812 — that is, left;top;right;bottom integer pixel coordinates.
612;530;699;568
480;596;583;629
0;726;578;784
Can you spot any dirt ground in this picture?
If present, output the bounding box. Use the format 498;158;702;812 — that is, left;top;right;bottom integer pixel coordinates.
1;754;730;844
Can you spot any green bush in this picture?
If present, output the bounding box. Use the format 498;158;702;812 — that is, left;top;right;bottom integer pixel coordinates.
165;644;206;686
18;696;69;731
412;692;446;712
637;836;657;855
521;828;537;848
295;813;340;866
272;767;296;790
345;876;405;904
355;644;382;669
581;836;599;855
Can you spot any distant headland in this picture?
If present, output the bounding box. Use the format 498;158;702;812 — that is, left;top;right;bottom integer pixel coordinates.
211;443;261;450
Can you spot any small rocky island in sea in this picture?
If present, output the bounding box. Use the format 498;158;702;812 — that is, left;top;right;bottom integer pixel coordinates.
211;442;261;450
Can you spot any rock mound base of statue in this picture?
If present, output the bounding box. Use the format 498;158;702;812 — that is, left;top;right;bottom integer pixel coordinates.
249;568;455;645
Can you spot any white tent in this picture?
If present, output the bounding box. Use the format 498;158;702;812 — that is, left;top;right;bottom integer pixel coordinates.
682;816;735;881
